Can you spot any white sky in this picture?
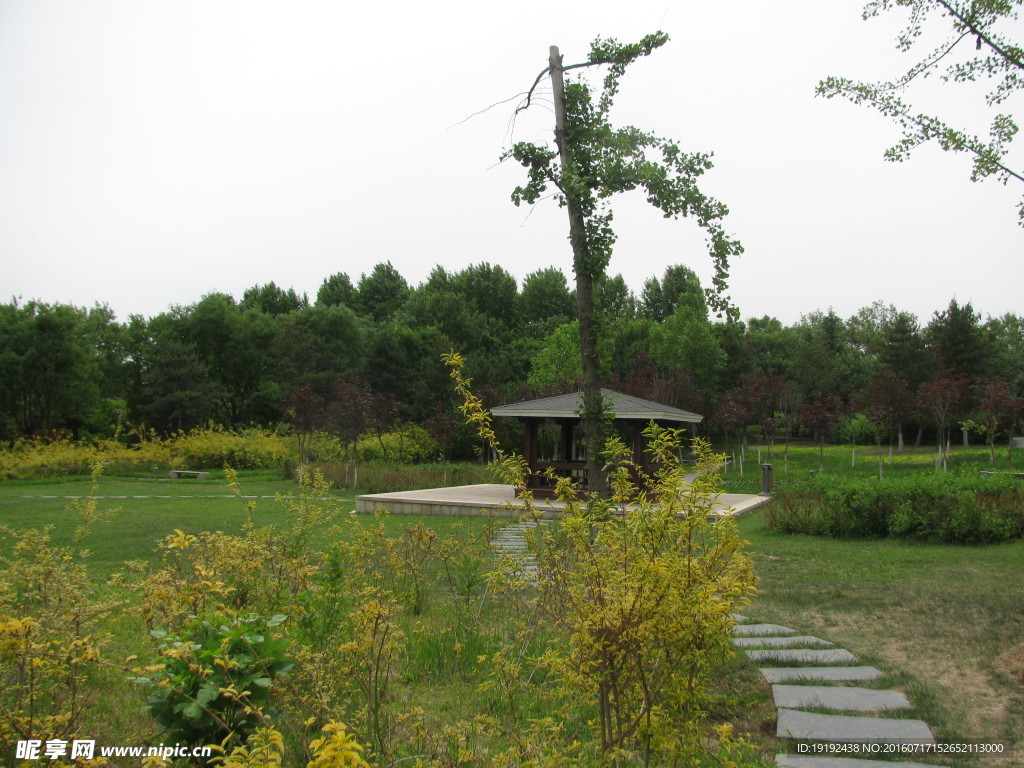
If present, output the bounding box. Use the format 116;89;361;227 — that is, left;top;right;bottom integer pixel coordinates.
1;0;1021;327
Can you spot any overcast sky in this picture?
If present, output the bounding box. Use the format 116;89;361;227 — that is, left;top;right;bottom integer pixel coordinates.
1;0;1021;327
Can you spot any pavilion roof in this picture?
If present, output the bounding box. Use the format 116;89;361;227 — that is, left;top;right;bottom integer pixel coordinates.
491;389;702;423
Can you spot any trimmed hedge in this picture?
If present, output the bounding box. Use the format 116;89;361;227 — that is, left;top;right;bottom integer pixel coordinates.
765;472;1024;544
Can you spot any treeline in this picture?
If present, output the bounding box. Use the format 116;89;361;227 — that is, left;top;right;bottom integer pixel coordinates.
2;261;1022;457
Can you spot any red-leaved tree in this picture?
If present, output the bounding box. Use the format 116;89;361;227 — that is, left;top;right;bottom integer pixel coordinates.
282;383;326;479
797;393;845;472
915;370;969;471
964;379;1022;467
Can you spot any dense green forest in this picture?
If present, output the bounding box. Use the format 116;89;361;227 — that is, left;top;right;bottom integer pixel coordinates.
2;261;1022;458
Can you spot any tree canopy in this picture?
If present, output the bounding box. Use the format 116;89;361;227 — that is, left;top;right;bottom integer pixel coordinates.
1;272;1021;463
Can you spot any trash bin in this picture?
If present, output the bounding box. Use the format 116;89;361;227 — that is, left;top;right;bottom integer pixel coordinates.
760;463;774;495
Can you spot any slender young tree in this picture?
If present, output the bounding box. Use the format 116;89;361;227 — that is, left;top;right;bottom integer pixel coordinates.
864;367;914;459
964;378;1022;466
505;33;742;494
282;383;326;480
798;393;846;473
915;369;970;470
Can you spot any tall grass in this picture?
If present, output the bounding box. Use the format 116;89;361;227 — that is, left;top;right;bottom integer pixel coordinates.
719;441;1022;494
317;461;494;494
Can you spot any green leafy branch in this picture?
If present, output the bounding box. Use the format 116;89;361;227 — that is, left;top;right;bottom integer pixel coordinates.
503;32;742;316
819;0;1024;223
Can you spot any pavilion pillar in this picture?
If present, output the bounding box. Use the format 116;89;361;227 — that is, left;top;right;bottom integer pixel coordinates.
522;418;539;474
631;421;644;464
558;419;574;461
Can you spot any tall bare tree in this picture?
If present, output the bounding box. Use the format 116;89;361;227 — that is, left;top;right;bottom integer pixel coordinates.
504;33;742;494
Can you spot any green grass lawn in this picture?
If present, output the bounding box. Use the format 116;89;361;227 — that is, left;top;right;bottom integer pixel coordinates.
2;457;1021;764
0;470;495;578
0;470;506;760
736;506;1024;762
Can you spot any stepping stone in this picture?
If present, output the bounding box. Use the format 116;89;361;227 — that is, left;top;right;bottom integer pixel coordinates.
761;667;884;683
746;649;857;664
731;613;747;623
777;709;934;745
735;636;835;648
491;522;542;586
734;623;798;636
772;685;912;711
776;756;941;768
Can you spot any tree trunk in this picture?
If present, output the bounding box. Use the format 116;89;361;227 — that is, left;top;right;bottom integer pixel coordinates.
550;45;608;496
575;271;608;496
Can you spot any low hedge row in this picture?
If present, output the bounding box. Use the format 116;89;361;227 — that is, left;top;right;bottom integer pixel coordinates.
0;425;445;479
765;472;1024;544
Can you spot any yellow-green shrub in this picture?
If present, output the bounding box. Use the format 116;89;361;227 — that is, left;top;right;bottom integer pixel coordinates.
0;426;320;478
170;427;292;470
0;471;116;751
445;352;759;766
355;425;439;464
0;435;151;478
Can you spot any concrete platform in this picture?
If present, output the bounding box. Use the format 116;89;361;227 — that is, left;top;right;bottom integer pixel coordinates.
355;483;772;519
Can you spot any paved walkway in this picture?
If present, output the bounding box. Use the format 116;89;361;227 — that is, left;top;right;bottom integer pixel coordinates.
733;617;942;768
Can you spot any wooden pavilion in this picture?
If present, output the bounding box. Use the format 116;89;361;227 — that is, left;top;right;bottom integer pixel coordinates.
491;389;702;498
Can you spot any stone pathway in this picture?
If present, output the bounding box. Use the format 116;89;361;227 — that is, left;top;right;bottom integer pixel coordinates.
733;618;941;768
489;520;544;582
